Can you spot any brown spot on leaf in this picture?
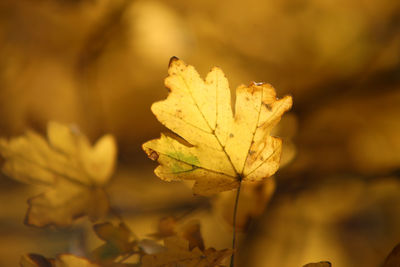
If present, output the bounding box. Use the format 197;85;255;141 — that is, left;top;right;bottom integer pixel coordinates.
176;109;182;118
264;103;272;111
149;150;159;161
229;133;234;138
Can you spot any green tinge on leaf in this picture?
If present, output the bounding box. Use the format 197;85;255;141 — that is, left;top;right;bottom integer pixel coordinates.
166;151;200;166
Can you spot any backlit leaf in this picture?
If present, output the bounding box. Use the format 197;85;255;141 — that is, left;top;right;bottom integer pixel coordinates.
143;58;292;195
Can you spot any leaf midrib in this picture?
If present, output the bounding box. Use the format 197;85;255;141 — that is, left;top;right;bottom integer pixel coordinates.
180;75;240;178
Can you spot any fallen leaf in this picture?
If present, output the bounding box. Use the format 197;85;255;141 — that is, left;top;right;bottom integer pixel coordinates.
143;58;292;195
142;236;232;267
92;221;136;262
0;122;117;227
149;217;204;251
181;221;205;251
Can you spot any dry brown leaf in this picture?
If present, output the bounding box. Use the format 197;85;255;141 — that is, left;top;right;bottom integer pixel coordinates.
142;236;232;267
181;221;205;251
0;122;117;227
143;58;292;195
91;221;136;263
149;217;205;251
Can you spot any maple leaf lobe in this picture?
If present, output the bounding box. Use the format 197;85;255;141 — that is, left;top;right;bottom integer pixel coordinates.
169;56;179;67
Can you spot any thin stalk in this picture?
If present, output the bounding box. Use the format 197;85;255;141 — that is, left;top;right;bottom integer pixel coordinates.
117;251;136;263
230;181;242;267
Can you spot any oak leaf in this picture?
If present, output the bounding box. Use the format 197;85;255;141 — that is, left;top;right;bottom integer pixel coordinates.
143;58;292;195
0;122;117;227
142;236;232;267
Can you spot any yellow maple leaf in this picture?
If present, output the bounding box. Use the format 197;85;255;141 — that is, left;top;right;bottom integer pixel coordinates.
143;58;292;195
0;121;117;227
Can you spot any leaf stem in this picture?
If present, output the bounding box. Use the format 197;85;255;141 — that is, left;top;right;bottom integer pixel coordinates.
117;251;136;263
230;180;242;267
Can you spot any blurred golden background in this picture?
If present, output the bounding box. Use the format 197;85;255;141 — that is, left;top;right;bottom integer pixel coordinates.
0;0;399;266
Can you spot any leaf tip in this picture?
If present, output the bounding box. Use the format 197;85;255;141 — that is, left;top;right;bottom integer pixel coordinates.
283;94;294;110
169;56;180;67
